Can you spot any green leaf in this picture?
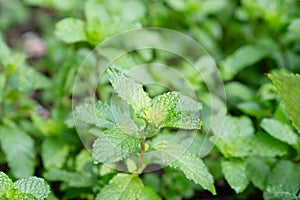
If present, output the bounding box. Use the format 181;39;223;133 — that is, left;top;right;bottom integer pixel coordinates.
92;125;141;163
75;149;93;172
261;118;299;146
41;138;69;170
96;173;143;200
222;45;269;80
140;186;161;200
18;66;52;92
0;32;10;63
237;101;262;117
107;67;151;114
269;73;300;134
0;126;36;178
225;82;255;102
5;188;38;200
144;92;202;129
264;160;300;200
75;101;115;129
14;177;50;200
0;172;13;196
18;193;38;200
211;116;254;157
221;159;250;193
55;18;87;43
84;1;109;25
75;101;136;130
264;184;300;200
142;173;161;192
288;18;300;33
155;143;215;194
266;160;300;188
43;169;94;188
246;157;270;190
145;92;179;128
250;132;289;157
31;113;64;136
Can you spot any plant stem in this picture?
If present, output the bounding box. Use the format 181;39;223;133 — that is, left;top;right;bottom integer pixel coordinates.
1;75;8;119
139;137;146;173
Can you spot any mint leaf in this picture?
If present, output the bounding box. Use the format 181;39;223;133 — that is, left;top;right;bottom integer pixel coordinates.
246;157;270;190
221;159;249;193
84;1;109;25
0;33;10;63
264;184;300;200
55;18;87;43
264;160;300;200
140;186;162;200
96;173;143;200
0;126;36;178
144;92;202;129
18;66;52;92
269;73;300;134
0;171;13;196
14;177;50;200
155;143;215;194
261;118;299;146
75;101;136;129
266;160;300;188
250;132;289;157
289;18;300;33
18;193;38;200
41;138;69;170
75;101;115;129
174;95;202;129
222;45;269;80
211;116;254;157
92;125;141;163
144;92;180;128
43;169;94;188
107;67;151;114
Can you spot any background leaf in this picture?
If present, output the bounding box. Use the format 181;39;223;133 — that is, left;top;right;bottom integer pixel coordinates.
211;116;254;157
41;138;69;170
261;118;299;146
246;157;270;190
0;126;36;178
140;186;162;200
222;45;269;80
55;18;87;43
250;132;289;157
43;169;94;188
264;160;300;200
221;159;250;193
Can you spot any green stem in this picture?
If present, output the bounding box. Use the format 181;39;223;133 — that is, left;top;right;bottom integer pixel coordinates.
138;137;146;173
1;76;8;120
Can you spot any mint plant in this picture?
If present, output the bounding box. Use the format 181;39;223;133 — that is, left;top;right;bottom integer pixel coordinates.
269;73;300;134
2;0;300;199
75;67;216;199
0;171;50;200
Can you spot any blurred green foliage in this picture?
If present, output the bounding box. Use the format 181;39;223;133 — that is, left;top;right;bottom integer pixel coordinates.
0;0;300;199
